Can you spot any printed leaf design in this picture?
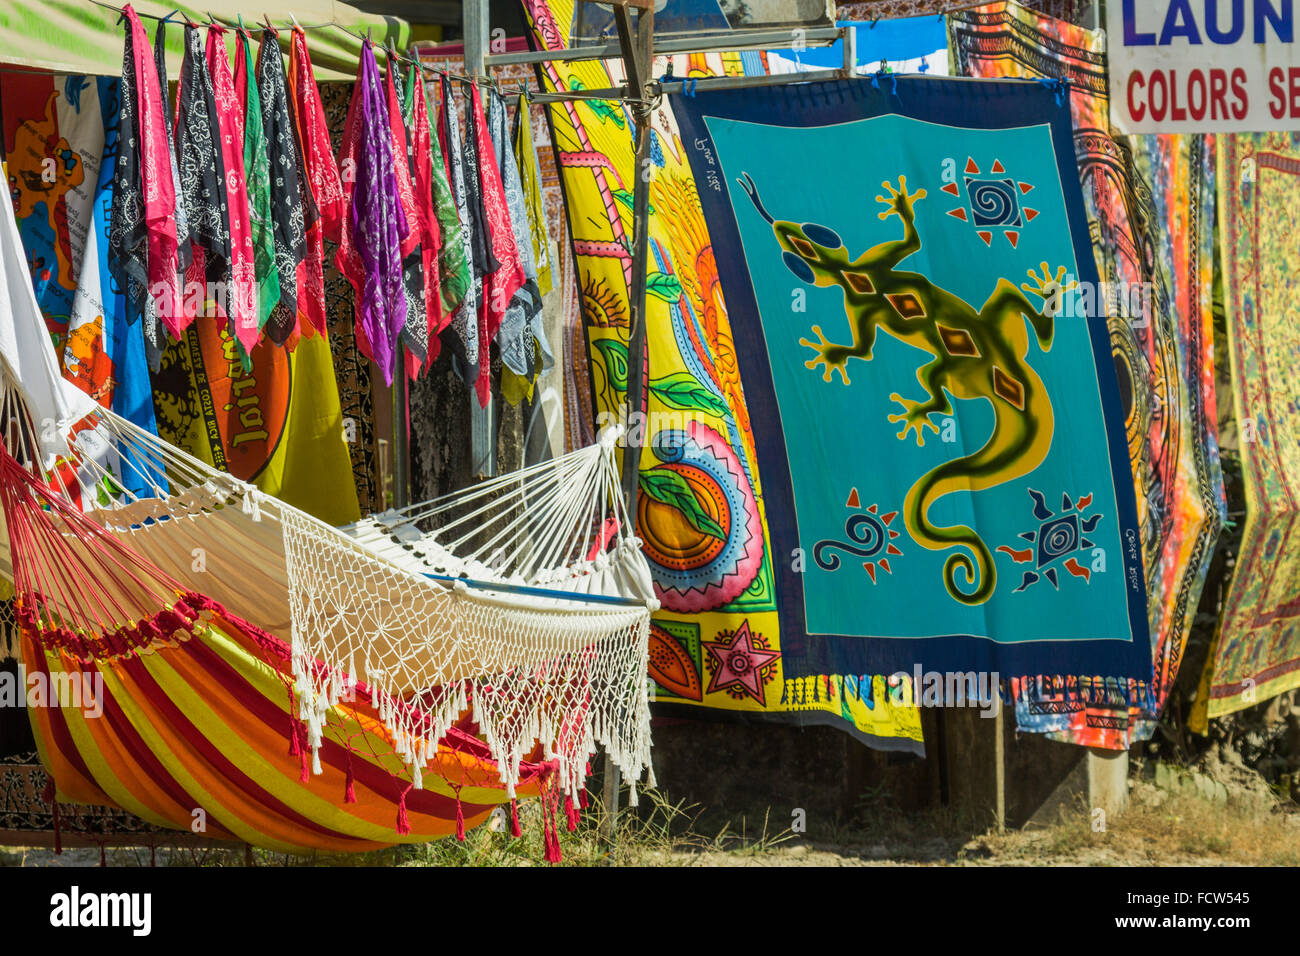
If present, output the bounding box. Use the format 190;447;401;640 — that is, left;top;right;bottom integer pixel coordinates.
593;338;629;393
646;272;684;303
613;189;654;216
649;372;729;417
639;469;726;540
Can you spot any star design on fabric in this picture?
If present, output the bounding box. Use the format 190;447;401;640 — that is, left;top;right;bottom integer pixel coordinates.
702;620;780;705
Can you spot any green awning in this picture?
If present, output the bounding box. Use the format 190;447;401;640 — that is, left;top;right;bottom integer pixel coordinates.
0;1;409;81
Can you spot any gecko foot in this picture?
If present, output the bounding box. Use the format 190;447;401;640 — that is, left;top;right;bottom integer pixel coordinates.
1021;262;1078;317
877;175;927;223
799;325;853;385
887;393;943;446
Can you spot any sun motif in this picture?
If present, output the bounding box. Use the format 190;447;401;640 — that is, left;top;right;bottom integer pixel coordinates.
942;157;1039;249
997;488;1102;592
813;488;904;584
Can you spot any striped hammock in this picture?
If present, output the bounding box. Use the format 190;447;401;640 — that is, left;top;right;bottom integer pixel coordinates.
0;173;654;857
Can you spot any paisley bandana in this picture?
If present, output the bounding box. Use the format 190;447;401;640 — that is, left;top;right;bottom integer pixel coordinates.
438;77;480;383
235;27;280;335
336;41;409;384
422;73;469;323
288;25;345;336
405;64;445;362
205;24;258;353
256;29;307;343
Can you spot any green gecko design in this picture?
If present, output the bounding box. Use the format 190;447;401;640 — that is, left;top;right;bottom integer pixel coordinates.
739;173;1072;605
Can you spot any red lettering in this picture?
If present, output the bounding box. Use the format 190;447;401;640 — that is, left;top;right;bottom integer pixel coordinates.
1231;67;1249;120
1170;69;1187;121
1188;69;1207;121
1290;67;1300;117
1210;68;1229;119
1127;70;1147;122
1269;66;1287;119
1149;69;1168;121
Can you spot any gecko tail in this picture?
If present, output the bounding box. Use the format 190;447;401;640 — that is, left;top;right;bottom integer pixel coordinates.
737;172;775;224
904;466;997;606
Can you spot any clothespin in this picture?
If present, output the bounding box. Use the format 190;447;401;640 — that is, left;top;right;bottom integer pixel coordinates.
263;14;278;37
871;17;879;29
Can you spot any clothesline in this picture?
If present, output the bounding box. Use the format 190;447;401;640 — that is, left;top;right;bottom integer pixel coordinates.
84;0;628;105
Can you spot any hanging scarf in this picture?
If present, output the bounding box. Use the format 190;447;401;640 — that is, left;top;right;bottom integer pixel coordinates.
405;64;444;364
336;41;409;384
107;4;181;365
154;20;192;281
422;72;469;324
488;89;548;384
174;23;230;326
205;24;258;353
287;25;344;336
512;92;552;296
234;26;279;336
438;77;480;387
468;81;525;405
385;53;427;375
256;28;307;344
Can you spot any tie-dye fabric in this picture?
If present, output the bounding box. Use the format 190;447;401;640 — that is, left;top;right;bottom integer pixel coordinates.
951;0;1225;747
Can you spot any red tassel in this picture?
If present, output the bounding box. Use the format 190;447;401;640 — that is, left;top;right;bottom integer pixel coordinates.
344;753;357;804
579;785;589;810
509;798;521;837
299;746;310;783
564;794;579;832
396;788;411;835
288;717;300;757
543;815;562;863
455;790;466;842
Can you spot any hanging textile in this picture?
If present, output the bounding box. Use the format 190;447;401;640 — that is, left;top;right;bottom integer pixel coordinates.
951;0;1225;746
519;0;921;749
383;52;429;374
439;77;482;387
173;23;231;337
402;64;444;365
234;26;280;337
288;24;345;338
513;91;553;297
767;15;950;76
255;26;307;345
204;23;258;354
488;90;548;397
1193;132;1300;725
1;71;162;497
421;73;469;326
107;4;181;367
336;40;409;385
672;77;1153;732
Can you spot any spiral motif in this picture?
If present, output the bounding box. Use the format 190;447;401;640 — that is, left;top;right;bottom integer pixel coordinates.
1037;515;1080;563
814;513;886;571
967;178;1021;228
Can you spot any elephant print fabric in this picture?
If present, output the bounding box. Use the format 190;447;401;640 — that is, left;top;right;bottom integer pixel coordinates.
672;76;1154;739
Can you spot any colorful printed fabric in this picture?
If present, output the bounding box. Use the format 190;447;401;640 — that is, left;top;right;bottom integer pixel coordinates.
234;27;280;337
422;75;469;321
514;92;553;297
336;41;409;385
384;56;429;374
951;1;1225;747
1196;133;1300;723
151;318;361;527
288;25;345;337
403;65;445;358
520;0;921;750
439;78;482;384
766;16;950;76
673;77;1153;724
488;89;546;384
204;24;258;354
468;82;525;406
153;20;191;288
255;29;307;343
2;72;162;496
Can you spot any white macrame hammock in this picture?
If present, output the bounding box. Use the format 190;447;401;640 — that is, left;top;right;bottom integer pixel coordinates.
0;189;656;805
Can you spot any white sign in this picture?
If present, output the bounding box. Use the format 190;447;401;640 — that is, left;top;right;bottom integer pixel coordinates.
1106;0;1300;133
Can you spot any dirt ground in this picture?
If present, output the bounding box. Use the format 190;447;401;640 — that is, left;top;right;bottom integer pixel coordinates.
3;761;1297;867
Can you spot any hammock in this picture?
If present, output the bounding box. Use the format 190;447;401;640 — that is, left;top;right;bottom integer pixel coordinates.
0;184;654;855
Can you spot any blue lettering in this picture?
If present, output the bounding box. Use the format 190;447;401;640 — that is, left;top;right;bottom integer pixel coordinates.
1255;0;1294;42
1205;0;1245;43
1160;0;1204;43
1123;0;1157;44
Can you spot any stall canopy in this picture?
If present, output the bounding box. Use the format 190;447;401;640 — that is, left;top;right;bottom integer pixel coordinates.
0;0;409;80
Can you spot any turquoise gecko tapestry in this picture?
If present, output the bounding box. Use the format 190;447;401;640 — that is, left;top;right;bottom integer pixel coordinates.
671;77;1154;720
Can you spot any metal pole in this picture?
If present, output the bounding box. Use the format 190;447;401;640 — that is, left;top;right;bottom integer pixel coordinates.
464;0;496;479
